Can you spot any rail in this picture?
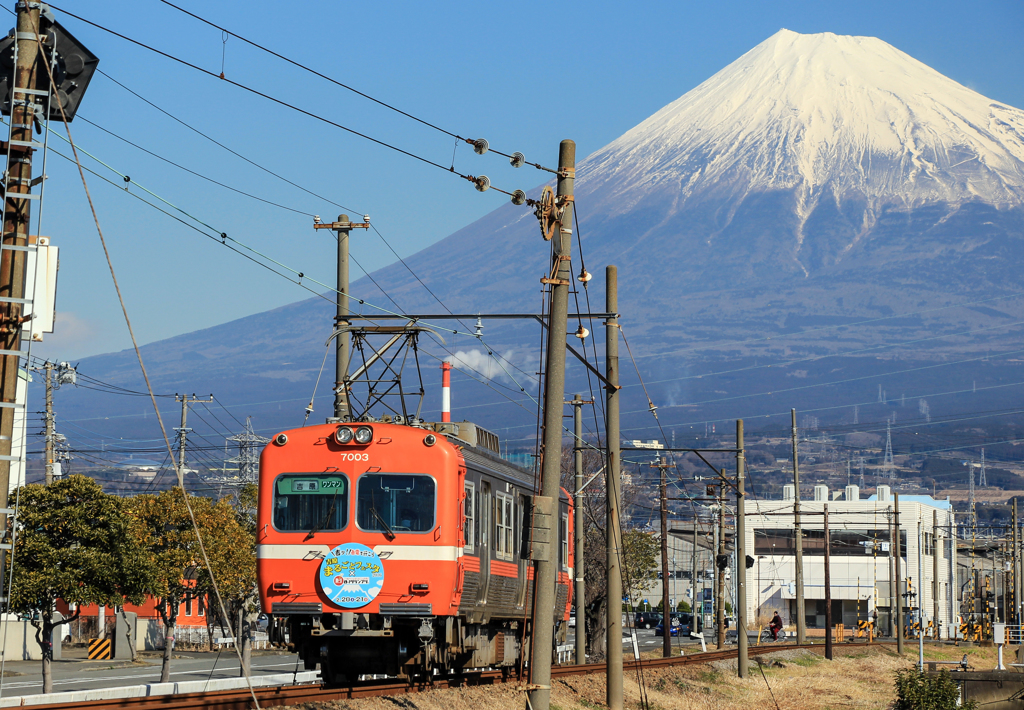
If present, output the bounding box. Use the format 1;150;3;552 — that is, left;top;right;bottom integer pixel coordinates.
1;641;897;710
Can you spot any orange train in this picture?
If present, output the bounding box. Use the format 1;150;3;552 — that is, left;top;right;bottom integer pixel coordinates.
257;418;573;683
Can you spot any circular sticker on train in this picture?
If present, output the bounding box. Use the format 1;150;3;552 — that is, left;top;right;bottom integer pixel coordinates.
318;542;385;608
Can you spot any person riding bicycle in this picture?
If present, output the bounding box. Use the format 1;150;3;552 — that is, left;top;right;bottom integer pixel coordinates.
769;611;784;641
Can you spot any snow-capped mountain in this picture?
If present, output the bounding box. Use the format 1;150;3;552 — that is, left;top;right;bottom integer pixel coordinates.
57;30;1024;441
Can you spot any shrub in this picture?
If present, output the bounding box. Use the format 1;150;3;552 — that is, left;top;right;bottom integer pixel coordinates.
893;669;975;710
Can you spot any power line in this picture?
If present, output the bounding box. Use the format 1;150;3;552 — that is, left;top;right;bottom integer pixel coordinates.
78;115;314;216
152;0;556;174
47;4;521;198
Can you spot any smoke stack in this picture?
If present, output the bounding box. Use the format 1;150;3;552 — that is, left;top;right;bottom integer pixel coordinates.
441;361;452;423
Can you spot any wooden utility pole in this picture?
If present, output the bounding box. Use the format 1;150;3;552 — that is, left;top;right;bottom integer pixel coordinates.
736;420;748;678
895;492;904;654
569;393;590;665
527;140;575;710
657;455;671;657
824;503;832;660
313;214;369;421
0;2;44;598
792;409;806;643
605;264;623;710
716;482;726;649
44;362;54;484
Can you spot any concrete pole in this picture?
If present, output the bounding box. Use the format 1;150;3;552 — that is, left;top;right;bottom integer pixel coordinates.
895;493;904;654
573;395;585;665
660;456;671;657
527;140;575;710
736;420;749;678
952;517;958;640
934;510;940;638
604;264;623;710
334;216;351;420
0;0;42;570
918;521;924;670
1013;500;1019;625
717;486;726;649
792;409;806;644
44;362;54;485
177;395;189;485
825;504;832;660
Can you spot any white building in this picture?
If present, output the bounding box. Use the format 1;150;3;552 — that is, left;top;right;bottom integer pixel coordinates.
745;484;956;638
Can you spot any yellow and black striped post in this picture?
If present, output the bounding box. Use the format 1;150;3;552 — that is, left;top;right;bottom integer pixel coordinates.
88;638;111;660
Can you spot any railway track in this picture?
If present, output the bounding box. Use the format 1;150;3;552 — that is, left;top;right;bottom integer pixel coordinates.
16;642;896;710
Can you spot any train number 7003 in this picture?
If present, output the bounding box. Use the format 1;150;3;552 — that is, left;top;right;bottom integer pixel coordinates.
338;452;370;462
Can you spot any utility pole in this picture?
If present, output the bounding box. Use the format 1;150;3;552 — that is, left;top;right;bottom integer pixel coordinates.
44;362;54;485
657;455;671;657
889;508;897;638
933;510;940;638
791;409;806;644
736;420;748;678
568;393;590;665
527;140;575;710
0;2;44;601
175;394;213;485
604;264;623;710
825;503;832;660
1014;500;1020;625
313;214;370;421
895;492;904;654
918;521;924;671
717;482;726;649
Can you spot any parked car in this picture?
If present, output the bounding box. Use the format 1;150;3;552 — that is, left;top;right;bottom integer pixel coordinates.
634;611;662;629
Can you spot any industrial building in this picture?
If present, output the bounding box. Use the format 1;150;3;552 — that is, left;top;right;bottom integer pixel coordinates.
745;484;956;637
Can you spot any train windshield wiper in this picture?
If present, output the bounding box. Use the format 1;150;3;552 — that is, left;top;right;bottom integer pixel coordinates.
369;506;396;540
304;490;338;541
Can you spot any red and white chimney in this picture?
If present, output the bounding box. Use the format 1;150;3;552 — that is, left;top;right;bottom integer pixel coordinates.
441;361;452;423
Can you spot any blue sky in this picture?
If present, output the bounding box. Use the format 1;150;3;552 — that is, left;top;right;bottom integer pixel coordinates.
26;0;1024;361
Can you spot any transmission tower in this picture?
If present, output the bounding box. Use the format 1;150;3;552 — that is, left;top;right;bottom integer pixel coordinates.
881;421;896;480
979;448;987;487
227;417;270;484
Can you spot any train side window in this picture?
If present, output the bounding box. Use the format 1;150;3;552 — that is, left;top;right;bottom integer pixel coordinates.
561;514;569;571
495;492;514;561
464;482;476;553
272;474;349;533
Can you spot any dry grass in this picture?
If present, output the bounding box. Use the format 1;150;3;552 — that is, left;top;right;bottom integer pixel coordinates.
275;644;1002;710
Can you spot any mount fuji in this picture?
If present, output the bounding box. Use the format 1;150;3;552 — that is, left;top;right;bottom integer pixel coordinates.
54;29;1024;443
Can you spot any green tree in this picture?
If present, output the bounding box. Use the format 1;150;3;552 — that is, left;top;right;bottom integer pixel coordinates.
10;476;152;693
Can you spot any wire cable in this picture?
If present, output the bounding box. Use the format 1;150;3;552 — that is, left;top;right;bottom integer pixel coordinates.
46;4;521;196
152;0;557;174
33;35;262;707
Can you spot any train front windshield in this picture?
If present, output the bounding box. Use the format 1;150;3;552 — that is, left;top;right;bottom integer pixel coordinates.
356;473;435;533
273;474;348;532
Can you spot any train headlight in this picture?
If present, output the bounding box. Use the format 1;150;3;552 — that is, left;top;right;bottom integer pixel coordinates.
354;426;373;444
335;426;354;444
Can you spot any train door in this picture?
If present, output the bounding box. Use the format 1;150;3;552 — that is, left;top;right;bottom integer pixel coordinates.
515;492;528;610
477;480;492;605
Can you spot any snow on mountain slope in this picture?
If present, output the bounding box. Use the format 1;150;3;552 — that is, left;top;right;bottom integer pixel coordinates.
582;29;1024;218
